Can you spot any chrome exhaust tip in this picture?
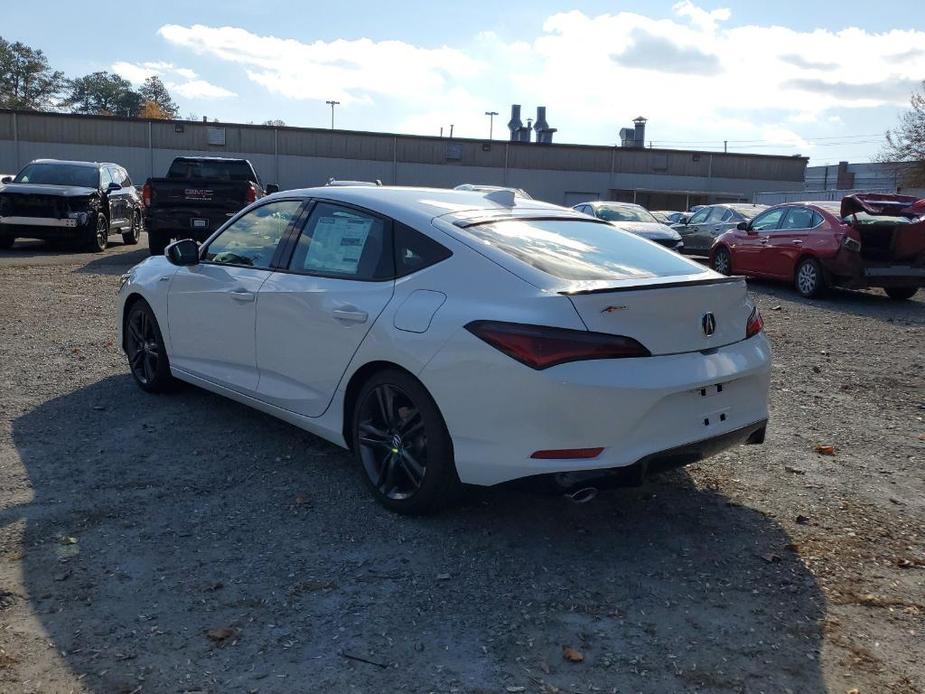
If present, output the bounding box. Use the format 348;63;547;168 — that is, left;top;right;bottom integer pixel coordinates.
564;487;598;504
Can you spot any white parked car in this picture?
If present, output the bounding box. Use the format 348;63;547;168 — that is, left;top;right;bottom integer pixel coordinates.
118;187;771;514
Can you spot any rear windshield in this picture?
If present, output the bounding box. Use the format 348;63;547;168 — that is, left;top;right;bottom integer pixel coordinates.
14;163;99;188
167;159;257;183
465;218;704;281
596;206;658;223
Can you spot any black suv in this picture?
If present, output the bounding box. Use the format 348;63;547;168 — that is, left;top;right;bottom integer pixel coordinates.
0;159;143;252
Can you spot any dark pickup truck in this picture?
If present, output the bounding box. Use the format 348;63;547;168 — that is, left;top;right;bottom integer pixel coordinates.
143;156;278;255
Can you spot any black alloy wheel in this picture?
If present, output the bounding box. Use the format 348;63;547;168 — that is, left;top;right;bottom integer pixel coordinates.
122;210;141;245
86;212;108;252
353;369;458;514
884;286;918;301
125;301;172;392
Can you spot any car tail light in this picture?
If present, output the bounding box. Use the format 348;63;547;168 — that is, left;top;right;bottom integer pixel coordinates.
246;183;257;203
465;321;650;370
746;307;764;339
142;182;152;207
531;447;604;460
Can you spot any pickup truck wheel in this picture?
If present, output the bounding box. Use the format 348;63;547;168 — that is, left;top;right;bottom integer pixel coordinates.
148;230;169;256
125;300;173;393
0;235;14;250
884;286;918;301
122;211;140;245
85;213;108;252
795;257;826;298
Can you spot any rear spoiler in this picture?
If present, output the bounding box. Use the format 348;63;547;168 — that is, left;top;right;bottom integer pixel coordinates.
559;276;743;296
841;193;922;219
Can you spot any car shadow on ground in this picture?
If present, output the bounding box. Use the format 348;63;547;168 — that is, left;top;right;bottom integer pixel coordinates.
745;277;924;322
9;374;827;693
0;238;150;276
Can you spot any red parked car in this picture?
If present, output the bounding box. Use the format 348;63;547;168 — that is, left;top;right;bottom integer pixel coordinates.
709;194;925;300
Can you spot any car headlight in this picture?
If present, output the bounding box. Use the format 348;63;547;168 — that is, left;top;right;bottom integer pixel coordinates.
118;271;134;292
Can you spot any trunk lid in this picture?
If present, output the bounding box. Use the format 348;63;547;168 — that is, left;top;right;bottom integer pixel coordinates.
564;276;752;355
146;178;252;210
841;193;920;219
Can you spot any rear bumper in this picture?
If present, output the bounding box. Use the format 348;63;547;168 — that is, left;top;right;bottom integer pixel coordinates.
422;331;772;486
145;208;236;241
525;418;767;492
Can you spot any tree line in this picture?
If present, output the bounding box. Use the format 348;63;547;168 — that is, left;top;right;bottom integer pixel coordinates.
0;36;179;119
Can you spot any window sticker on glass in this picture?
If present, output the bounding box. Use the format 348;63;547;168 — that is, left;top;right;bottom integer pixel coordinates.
304;216;372;274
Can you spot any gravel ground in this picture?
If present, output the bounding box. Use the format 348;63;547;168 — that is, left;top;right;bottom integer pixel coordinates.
0;237;922;694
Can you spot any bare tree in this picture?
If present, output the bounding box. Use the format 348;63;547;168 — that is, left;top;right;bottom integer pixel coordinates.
880;80;925;187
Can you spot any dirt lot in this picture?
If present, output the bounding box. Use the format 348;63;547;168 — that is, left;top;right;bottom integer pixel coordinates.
0;236;922;694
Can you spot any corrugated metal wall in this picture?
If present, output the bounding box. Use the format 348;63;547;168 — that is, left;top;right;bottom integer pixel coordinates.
0;110;807;204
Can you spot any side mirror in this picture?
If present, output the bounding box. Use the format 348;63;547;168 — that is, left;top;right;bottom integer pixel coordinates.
165;238;200;266
265;183;280;194
0;176;12;184
736;221;748;231
107;182;122;192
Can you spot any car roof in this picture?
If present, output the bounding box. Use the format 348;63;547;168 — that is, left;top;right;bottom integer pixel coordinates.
28;159;104;169
267;186;579;230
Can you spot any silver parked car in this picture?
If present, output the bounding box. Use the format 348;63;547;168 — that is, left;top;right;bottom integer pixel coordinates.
673;203;767;255
573;201;683;251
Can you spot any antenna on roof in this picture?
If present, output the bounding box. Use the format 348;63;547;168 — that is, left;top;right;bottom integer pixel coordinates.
484;189;516;207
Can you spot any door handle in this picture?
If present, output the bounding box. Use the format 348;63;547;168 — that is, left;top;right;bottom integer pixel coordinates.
230;289;255;302
759;238;769;244
791;240;804;246
332;308;369;323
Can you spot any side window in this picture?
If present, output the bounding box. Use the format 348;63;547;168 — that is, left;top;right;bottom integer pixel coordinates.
688;208;710;224
119;168;132;187
394;223;452;278
707;207;728;223
779;207;815;231
99;167;113;189
811;211;824;228
288;202;392;281
204;199;303;269
750;208;786;232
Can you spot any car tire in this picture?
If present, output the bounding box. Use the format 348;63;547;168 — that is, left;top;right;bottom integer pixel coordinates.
711;246;732;275
85;212;109;252
884;286;918;301
122;211;141;245
352;369;460;515
794;257;826;298
148;229;169;256
124;300;174;393
0;235;14;250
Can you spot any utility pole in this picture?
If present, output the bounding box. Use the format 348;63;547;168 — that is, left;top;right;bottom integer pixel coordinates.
485;111;498;140
325;100;340;130
724;140;728;153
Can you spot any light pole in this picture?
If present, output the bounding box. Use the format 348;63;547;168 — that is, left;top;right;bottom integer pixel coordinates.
485;111;498;140
325;100;340;130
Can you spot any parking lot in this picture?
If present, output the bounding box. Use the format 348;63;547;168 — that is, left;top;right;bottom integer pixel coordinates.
0;236;922;693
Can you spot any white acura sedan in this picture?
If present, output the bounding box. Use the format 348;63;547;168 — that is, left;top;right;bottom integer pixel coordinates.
118;187;770;514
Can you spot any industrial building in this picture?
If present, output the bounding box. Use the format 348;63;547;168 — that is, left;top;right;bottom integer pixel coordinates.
0;109;807;209
754;160;925;204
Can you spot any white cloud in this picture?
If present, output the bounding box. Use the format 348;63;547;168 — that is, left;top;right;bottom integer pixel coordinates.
111;61;237;100
152;6;925;153
157;24;481;105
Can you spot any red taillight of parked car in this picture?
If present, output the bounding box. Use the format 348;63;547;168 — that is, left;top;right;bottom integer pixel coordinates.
465;321;651;370
142;182;152;207
246;183;258;203
746;307;764;339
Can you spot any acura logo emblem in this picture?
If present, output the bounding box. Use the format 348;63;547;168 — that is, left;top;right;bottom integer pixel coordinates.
702;312;716;336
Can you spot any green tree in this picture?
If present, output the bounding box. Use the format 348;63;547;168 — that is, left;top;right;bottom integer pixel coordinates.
66;71;142;117
0;36;66;110
138;75;178;119
880;80;925;187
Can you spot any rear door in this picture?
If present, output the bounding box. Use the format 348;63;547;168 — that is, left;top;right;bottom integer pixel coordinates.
255;201;396;417
167;198;304;394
